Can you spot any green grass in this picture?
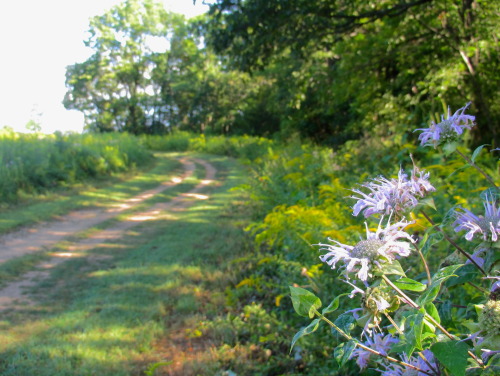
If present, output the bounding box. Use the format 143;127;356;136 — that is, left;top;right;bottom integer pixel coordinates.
0;153;182;235
0;154;251;375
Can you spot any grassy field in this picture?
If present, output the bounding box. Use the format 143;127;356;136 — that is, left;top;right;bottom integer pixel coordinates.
0;153;253;375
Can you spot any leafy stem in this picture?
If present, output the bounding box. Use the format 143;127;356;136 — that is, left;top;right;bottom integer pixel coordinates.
381;275;484;367
311;308;434;375
412;241;432;286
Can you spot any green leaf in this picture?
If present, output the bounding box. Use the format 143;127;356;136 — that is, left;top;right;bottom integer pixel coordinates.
443;141;459;155
289;286;322;318
405;312;425;355
394;277;426;292
430;340;469;376
290;318;320;352
322;293;348;315
417;264;463;306
379;260;406;277
333;313;357;340
438;300;453;326
425;303;441;325
445;263;480;287
334;340;357;367
484;247;500;273
419;197;437;211
471;144;488;163
419;231;444;256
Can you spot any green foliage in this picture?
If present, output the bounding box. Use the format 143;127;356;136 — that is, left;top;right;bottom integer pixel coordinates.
0;129;152;204
140;132;273;161
430;341;470;376
204;0;500;145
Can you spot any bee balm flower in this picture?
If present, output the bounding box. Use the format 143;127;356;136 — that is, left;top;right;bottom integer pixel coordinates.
414;102;475;148
453;193;500;242
318;218;414;282
351;168;434;218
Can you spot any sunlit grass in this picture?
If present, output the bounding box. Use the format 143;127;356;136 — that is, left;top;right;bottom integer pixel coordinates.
0;153;182;235
0;154;250;375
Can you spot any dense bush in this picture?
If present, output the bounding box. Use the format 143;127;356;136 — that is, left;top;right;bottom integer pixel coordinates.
0;129;153;203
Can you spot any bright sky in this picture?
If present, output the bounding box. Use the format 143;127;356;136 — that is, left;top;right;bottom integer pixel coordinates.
0;0;209;134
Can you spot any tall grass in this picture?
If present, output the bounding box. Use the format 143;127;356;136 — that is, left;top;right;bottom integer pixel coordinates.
0;129;152;204
140;131;273;161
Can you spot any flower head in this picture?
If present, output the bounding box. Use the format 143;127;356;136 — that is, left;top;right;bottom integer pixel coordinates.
351;167;434;218
381;349;438;376
415;102;475;148
453;192;500;242
319;218;414;281
350;333;398;369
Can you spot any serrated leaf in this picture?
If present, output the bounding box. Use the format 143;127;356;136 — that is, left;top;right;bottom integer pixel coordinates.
322;293;348;315
333;313;357;340
445;263;480;287
394;277;427;292
289;286;322;318
484;248;500;273
405;312;425;355
379;260;406;277
290;318;320;352
334;340;357;367
471;144;488;163
430;340;469;376
417;264;463;306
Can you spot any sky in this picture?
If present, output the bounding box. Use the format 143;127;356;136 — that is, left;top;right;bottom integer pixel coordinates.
0;0;209;134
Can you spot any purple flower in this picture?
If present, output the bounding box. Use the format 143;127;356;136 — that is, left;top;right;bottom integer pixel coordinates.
319;218;414;281
415;102;475;148
381;349;438;376
453;193;500;242
350;333;398;369
351;167;435;218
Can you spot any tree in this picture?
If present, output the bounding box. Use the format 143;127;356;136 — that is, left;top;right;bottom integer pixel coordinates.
64;0;182;133
203;0;500;145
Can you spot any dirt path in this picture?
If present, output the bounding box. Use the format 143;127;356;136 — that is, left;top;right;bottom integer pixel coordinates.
0;157;216;310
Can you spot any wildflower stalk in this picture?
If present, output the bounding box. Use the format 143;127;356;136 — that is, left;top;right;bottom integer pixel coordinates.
454;148;499;191
413;241;432;286
381;275;484;367
311;307;434;375
384;312;403;335
421;210;487;276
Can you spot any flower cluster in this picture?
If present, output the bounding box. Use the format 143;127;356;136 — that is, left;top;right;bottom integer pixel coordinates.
453;192;500;242
414;102;475;148
381;350;438;376
296;101;500;375
351;333;398;369
318;218;414;282
351;167;435;218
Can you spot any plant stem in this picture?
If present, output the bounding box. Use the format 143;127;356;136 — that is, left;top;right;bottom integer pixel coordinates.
381;275;484;367
413;242;432;286
455;148;499;190
384;312;404;335
312;308;433;375
421;210;487;276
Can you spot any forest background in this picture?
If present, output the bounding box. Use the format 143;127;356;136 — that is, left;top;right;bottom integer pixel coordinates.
1;0;499;375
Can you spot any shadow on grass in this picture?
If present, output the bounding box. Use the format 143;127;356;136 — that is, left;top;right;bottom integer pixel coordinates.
0;155;249;376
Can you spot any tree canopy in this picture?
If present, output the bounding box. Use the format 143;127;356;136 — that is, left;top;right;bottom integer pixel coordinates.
64;0;500;145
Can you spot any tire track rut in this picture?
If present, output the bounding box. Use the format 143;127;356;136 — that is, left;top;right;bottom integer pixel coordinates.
0;157;216;310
